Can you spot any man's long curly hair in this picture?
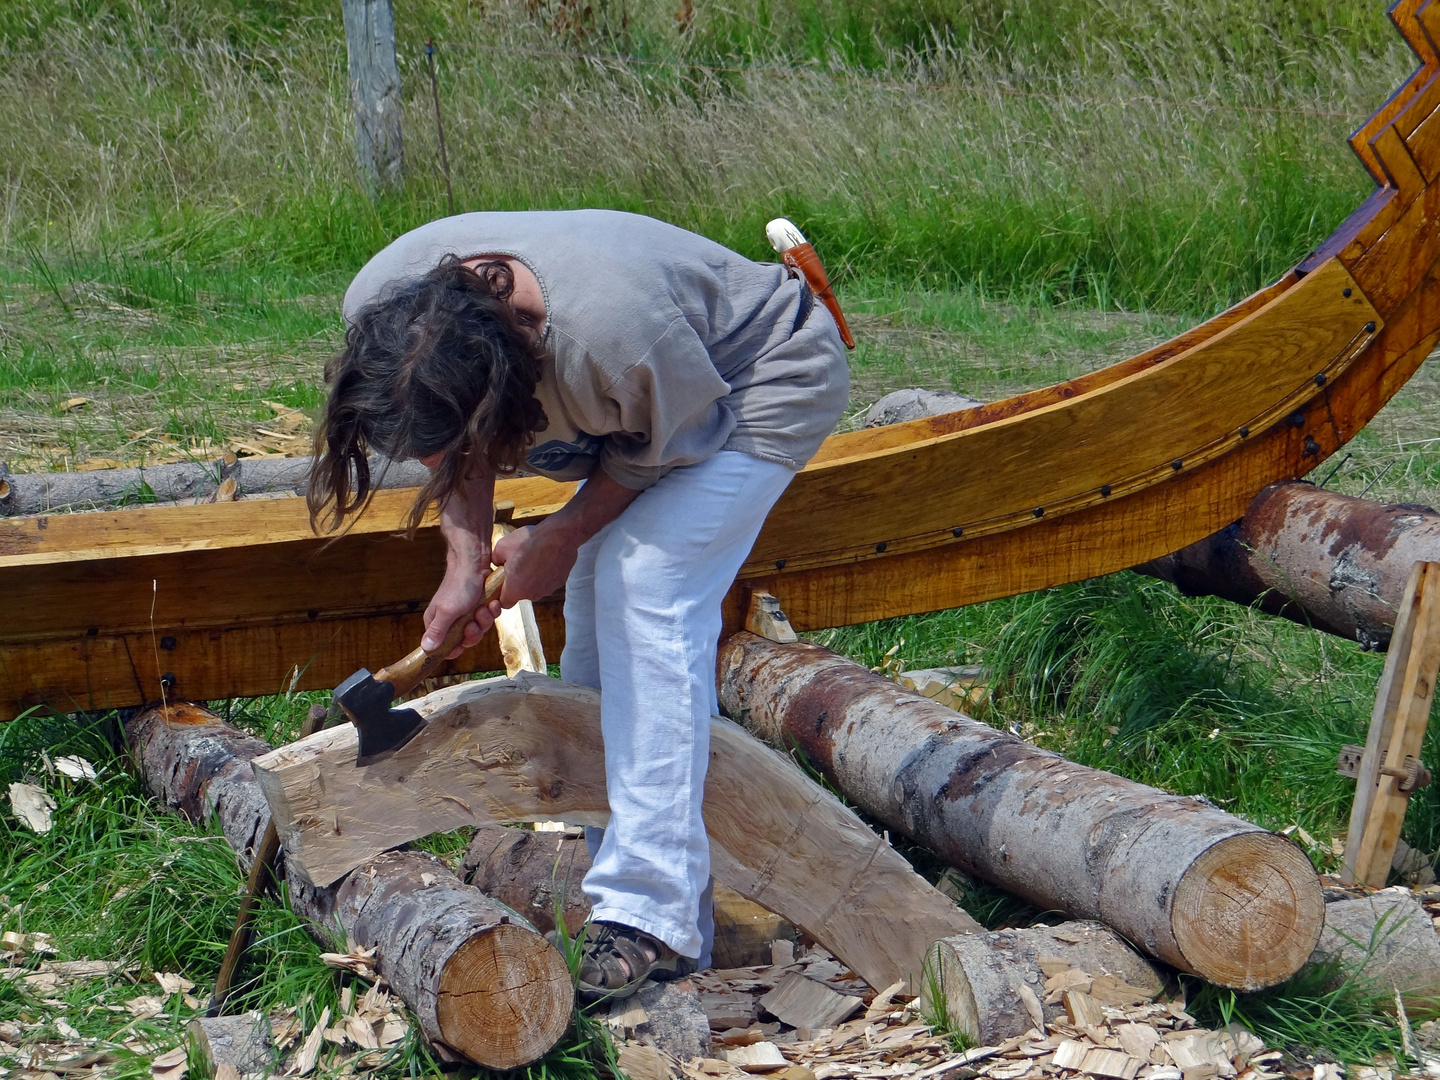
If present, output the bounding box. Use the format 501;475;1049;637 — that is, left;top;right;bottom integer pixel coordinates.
308;256;549;536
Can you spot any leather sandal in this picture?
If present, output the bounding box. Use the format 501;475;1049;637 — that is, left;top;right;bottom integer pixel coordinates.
561;920;696;1003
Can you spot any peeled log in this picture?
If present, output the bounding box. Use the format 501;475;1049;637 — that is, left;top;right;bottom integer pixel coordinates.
926;921;1164;1045
1137;481;1440;651
123;701;572;1069
717;633;1325;990
0;454;427;516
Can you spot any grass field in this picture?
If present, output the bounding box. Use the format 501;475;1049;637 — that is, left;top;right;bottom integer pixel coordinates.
5;0;1440;1075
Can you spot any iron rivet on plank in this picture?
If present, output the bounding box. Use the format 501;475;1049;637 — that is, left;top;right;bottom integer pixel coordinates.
1171;459;1183;471
1100;484;1112;497
307;609;319;620
161;672;177;691
1239;425;1250;438
1288;411;1306;427
1314;373;1327;386
160;635;177;651
1344;287;1352;298
875;542;887;553
775;559;786;570
1366;321;1377;333
86;626;98;637
1033;507;1044;518
951;527;963;537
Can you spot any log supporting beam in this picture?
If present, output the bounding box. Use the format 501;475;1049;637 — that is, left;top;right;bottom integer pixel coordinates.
125;701;572;1069
716;633;1325;991
251;672;981;993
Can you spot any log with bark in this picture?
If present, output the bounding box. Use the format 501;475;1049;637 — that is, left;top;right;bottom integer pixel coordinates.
459;824;799;966
124;701;572;1069
0;454;428;516
1137;481;1440;651
717;633;1325;990
926;921;1165;1044
859;387;1437;652
251;672;982;993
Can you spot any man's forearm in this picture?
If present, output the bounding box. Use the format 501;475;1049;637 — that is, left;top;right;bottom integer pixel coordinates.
541;467;642;550
439;463;498;564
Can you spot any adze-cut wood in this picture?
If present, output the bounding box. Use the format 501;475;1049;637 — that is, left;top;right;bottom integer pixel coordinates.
335;566;506;765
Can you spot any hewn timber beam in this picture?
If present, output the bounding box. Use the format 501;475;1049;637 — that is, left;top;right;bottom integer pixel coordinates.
716;632;1325;991
251;672;981;994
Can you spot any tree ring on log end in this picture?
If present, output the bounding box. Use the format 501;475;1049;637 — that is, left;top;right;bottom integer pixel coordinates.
435;923;574;1068
1170;831;1323;990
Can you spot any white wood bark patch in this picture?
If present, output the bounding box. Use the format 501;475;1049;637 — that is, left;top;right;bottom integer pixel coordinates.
251;671;979;993
716;633;1324;990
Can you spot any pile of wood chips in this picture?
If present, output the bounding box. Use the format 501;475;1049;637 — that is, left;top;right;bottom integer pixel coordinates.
610;942;1372;1080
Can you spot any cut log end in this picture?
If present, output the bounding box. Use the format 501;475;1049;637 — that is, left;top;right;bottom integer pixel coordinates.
1171;831;1325;990
435;923;574;1069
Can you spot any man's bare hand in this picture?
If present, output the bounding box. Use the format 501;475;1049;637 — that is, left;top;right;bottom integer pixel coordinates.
492;524;578;605
420;459;498;659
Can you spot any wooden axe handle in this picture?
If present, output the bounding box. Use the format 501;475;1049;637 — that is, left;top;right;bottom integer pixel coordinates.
375;566;508;697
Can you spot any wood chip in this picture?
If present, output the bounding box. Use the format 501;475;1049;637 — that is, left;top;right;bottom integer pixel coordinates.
620;1043;674;1080
1090;977;1159;1008
727;1043;789;1072
8;782;57;833
155;973;195;996
773;940;796;967
287;1007;329;1077
1115;1025;1162;1062
1063;991;1105;1029
705;991;759;1031
1044;968;1093;1001
53;757;96;781
215;1066;240;1080
865;980;908;1020
1080;1049;1142;1079
1018;983;1046;1032
150;1048;187;1080
761;973;865;1030
1054;1041;1090;1071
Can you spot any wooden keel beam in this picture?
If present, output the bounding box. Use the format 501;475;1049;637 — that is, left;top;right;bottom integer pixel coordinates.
716;634;1325;990
124;701;573;1068
251;673;980;993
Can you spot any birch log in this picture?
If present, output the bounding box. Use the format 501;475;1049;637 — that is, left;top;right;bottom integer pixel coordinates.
717;633;1325;990
124;701;572;1069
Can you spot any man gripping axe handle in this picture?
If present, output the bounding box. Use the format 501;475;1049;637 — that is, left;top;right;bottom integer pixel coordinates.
335;565;507;765
767;218;855;349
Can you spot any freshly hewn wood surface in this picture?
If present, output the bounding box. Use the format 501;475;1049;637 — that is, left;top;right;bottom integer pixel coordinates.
1343;562;1440;885
124;700;572;1068
492;524;547;675
745;258;1378;575
717;633;1325;990
341;0;403;189
251;672;980;993
926;922;1163;1045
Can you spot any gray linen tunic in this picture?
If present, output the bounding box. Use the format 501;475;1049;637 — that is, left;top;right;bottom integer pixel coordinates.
343;210;850;489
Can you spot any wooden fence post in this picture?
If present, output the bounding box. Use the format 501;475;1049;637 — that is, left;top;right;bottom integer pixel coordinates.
341;0;404;191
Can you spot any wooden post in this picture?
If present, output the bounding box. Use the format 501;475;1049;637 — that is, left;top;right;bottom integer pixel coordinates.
341;0;404;191
1342;561;1440;885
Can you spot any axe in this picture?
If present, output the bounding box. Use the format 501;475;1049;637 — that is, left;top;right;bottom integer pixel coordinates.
335;566;506;765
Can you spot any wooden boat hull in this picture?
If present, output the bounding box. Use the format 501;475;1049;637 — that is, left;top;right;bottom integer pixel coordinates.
5;2;1440;718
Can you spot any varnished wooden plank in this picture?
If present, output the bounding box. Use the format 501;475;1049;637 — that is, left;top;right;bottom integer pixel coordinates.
0;606;568;717
0;476;576;565
1348;160;1440;312
1349;0;1436;184
732;272;1440;635
808;273;1298;466
743;259;1378;575
1373;123;1427;204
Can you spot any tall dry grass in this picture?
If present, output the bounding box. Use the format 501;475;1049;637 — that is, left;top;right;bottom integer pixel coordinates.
0;0;1417;310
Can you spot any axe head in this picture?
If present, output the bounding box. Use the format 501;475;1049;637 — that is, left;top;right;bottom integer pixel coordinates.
334;667;427;766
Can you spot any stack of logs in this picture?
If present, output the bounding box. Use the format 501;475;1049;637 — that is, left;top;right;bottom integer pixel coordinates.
132;641;1327;1068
